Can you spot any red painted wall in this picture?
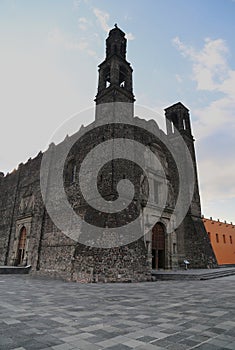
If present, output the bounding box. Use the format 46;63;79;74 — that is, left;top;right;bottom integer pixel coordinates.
203;218;235;265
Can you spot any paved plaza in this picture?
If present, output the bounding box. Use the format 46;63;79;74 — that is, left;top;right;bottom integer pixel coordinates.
0;275;235;350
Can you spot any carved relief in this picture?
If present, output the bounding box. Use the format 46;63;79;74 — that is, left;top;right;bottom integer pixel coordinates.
166;181;175;208
140;174;149;207
19;195;35;215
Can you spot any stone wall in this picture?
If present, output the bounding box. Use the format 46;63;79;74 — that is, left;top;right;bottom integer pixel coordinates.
0;170;18;265
182;215;217;268
0;107;218;280
71;239;150;283
0;153;44;269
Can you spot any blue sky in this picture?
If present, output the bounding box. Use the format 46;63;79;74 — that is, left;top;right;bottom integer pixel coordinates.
0;0;235;223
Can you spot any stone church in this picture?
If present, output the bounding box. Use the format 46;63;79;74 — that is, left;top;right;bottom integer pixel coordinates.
0;26;217;282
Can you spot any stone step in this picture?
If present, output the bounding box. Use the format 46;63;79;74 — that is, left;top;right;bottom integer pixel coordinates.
0;265;31;275
152;268;235;281
199;269;235;280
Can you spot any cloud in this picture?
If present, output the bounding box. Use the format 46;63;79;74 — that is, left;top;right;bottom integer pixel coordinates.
92;8;135;39
173;36;235;139
125;32;135;41
198;150;235;221
199;155;235;200
73;0;80;10
48;27;96;57
124;14;132;21
175;74;183;83
73;0;90;10
93;8;110;32
92;8;135;41
173;36;235;221
0;42;90;174
194;95;235;138
173;36;228;91
78;17;90;31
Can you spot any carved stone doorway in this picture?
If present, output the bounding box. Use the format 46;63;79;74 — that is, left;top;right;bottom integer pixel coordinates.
152;222;165;269
16;226;27;266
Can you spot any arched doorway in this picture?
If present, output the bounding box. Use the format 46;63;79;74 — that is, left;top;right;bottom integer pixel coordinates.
16;226;27;266
152;223;165;269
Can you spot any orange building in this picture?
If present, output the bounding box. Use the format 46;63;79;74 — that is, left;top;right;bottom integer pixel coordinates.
203;217;235;265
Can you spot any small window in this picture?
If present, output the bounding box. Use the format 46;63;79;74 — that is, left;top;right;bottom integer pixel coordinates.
153;180;159;204
72;165;76;183
173;243;177;254
216;233;219;243
66;159;76;184
230;235;233;244
208;232;211;241
104;68;111;89
223;234;226;244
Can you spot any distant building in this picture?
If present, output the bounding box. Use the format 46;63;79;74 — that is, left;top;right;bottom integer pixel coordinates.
203;217;235;265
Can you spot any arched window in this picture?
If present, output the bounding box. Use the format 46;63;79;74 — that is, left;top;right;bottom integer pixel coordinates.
66;159;76;184
153;180;160;204
104;67;111;88
72;164;77;183
170;113;179;130
119;66;127;87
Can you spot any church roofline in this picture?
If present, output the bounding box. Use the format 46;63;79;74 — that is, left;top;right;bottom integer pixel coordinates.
164;102;189;112
108;24;126;36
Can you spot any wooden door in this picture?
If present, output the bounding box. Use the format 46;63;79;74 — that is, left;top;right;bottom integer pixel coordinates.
17;226;27;266
152;223;165;269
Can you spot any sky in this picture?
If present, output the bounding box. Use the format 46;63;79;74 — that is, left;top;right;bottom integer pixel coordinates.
0;0;235;223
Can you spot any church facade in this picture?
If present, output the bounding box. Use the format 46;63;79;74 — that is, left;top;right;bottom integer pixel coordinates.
0;26;217;282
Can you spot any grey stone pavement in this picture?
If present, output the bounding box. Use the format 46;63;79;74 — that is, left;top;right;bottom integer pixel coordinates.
0;275;235;350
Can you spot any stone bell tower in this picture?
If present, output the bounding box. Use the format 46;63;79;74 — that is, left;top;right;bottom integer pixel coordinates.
95;24;135;106
165;102;200;217
165;102;217;268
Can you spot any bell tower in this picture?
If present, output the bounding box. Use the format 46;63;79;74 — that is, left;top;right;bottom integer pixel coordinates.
95;25;135;105
165;102;201;217
164;102;217;268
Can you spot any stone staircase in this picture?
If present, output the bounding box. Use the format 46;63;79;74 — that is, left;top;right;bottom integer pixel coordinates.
0;265;31;275
152;267;235;281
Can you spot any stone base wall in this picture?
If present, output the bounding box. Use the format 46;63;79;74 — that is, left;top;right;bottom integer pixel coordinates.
178;215;218;268
71;239;151;283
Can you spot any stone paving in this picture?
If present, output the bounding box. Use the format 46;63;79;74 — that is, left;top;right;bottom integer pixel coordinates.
0;275;235;350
